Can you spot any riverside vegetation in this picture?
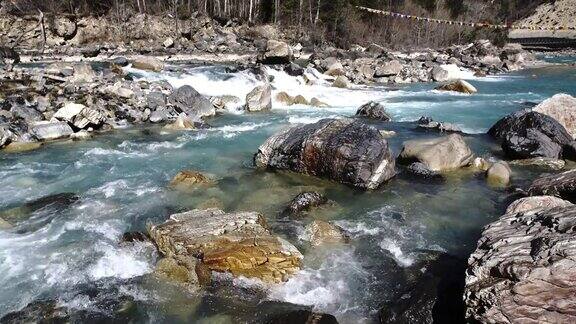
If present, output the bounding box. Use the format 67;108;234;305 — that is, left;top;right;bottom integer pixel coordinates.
1;2;576;324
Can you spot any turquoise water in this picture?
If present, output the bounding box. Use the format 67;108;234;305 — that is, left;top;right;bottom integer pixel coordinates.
0;59;575;323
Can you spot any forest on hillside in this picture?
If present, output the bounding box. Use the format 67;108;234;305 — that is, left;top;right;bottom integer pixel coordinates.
0;0;552;48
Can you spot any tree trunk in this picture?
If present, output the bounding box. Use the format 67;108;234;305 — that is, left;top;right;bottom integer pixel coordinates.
315;0;321;25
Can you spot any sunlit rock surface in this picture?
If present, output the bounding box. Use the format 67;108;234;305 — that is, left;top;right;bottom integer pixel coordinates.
149;209;302;283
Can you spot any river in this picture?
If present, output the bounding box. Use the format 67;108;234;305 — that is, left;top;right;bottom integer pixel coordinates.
0;55;575;323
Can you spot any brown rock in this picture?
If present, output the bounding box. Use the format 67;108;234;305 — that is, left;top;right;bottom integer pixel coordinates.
148;209;302;283
306;220;349;246
169;170;213;190
435;80;477;94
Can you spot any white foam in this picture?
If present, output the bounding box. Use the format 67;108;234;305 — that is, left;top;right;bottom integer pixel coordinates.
89;243;153;280
268;249;369;317
380;239;414;267
213;122;271;138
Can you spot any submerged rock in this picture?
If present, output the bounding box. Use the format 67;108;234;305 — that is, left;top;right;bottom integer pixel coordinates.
169;170;213;190
398;134;474;172
263;308;339;324
305;220;349;246
505;195;573;214
245;83;272;112
254;118;396;189
435;80;477;94
405;162;444;181
380;252;467;324
0;193;79;225
488;109;574;160
154;255;210;288
533;93;576;139
355;101;391;121
465;205;576;323
528;169;576;202
148;209;302;283
281;192;328;217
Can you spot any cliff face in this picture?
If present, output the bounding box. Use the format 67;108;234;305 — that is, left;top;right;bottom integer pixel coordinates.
508;0;576;39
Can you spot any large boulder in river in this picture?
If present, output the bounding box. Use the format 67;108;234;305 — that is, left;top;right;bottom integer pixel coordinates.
398;134;474;172
148;209;302;283
465;205;576;323
30;122;74;141
260;40;293;64
528;169;576;202
356;101;391;121
488;109;575;160
254;119;396;189
533;94;576;139
245;83;272;112
435;80;477;94
132;56;165;72
168;85;215;120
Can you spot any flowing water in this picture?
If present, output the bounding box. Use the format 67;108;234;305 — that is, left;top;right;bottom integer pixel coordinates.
1;56;575;323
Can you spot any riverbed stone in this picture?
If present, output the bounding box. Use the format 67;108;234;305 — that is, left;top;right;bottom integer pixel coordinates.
488;109;574;160
509;157;565;170
356;101;391;121
169;170;213;190
332;75;349;88
305;220;349;246
375;60;403;77
486;161;511;187
398;134;474;171
169;85;215;120
528;169;576;202
435;80;477;94
148;209;303;283
532;93;576;139
245;83;272;112
281;192;328;217
465;205;576;323
505;196;573;214
132;56;164;72
30;122;74;141
164;114;195;130
261;40;293;64
254;118;396;190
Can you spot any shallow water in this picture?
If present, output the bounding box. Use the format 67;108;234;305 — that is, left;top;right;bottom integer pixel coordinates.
1;59;576;323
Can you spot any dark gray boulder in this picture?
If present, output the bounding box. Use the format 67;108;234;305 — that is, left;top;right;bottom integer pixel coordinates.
488;109;575;159
465;205;576;323
356;101;391;121
168;85;215;120
254;119;396;189
281;192;328;217
528;169;576;203
0;46;20;66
